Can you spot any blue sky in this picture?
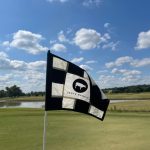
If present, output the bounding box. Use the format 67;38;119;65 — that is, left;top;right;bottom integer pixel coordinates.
0;0;150;92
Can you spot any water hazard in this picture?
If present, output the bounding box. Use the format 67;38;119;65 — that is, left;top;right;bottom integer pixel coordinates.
0;100;138;109
0;101;44;108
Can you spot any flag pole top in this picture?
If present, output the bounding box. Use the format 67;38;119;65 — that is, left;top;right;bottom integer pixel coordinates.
48;50;51;54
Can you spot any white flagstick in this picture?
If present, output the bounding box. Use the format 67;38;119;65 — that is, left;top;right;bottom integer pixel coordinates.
43;111;47;150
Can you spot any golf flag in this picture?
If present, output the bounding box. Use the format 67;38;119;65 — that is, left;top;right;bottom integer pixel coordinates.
45;51;110;121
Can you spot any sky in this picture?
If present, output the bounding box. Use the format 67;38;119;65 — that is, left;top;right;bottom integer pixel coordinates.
0;0;150;92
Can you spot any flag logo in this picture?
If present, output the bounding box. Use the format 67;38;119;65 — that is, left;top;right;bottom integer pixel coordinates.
64;73;90;102
73;79;88;93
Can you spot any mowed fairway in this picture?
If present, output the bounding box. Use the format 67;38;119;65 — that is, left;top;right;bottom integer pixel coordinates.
0;109;150;150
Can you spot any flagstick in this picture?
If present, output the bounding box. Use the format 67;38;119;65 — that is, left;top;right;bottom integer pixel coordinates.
43;111;47;150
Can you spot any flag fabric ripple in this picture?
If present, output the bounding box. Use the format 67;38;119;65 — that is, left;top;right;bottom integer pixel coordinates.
45;51;109;121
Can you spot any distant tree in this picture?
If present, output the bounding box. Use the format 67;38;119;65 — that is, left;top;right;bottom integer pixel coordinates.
103;84;150;93
0;90;6;98
26;91;45;96
5;85;24;97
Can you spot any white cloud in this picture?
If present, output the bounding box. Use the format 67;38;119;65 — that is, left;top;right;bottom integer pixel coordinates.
79;64;93;71
121;75;141;83
104;23;111;29
98;75;121;88
82;0;102;7
98;74;145;89
0;52;29;70
108;68;142;88
58;31;67;42
0;51;46;92
50;43;67;52
27;61;46;71
2;41;10;47
47;0;102;7
103;22;114;33
99;60;150;88
12;71;44;92
0;52;15;70
86;60;97;64
66;28;72;34
71;57;84;63
23;70;45;81
50;40;57;44
51;28;115;51
73;28;112;50
102;41;119;51
0;74;12;82
105;62;115;68
0;51;8;59
131;58;150;67
106;56;150;68
0;71;44;93
135;30;150;50
13;70;46;92
10;60;27;70
0;51;46;71
111;68;141;76
97;70;108;74
100;33;111;43
58;30;71;43
4;30;48;54
74;28;101;50
114;56;133;65
105;56;133;68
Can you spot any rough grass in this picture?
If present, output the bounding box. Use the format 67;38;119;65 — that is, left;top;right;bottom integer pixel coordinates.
0;109;150;150
109;100;150;112
0;96;44;101
106;92;150;100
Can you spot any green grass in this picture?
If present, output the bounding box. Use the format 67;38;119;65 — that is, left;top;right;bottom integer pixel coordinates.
0;108;150;150
0;96;44;101
109;100;150;112
106;92;150;100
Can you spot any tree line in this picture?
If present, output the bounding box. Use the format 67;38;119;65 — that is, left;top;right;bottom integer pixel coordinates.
1;84;150;98
0;85;45;98
103;84;150;93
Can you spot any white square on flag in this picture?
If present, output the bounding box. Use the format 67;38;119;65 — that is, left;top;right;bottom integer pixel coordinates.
63;73;90;102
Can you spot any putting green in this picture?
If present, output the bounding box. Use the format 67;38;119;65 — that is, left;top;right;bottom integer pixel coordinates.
0;109;150;150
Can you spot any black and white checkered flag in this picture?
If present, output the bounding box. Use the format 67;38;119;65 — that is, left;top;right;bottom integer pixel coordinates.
45;51;110;121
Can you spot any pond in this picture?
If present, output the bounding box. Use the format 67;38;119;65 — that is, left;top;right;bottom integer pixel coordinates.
0;100;136;108
0;101;44;108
